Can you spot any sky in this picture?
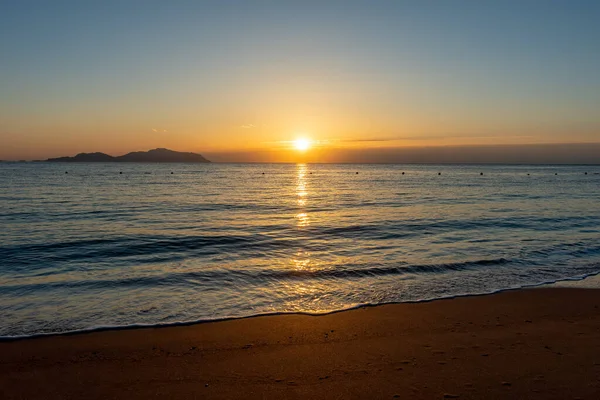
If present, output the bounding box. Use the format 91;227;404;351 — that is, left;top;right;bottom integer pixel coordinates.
1;0;599;162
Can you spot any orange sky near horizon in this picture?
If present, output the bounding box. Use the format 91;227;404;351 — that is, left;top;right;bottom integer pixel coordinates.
3;123;599;162
3;101;599;162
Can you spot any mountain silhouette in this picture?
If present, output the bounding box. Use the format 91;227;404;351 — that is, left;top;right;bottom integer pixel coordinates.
46;148;210;163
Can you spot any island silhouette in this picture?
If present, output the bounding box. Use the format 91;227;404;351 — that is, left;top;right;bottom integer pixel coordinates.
46;148;210;163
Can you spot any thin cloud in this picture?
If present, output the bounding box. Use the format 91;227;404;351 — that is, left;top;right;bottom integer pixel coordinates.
397;134;534;141
340;133;535;142
151;128;168;133
240;124;257;129
339;138;397;143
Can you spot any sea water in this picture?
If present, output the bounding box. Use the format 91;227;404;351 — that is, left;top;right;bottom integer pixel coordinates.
1;163;599;337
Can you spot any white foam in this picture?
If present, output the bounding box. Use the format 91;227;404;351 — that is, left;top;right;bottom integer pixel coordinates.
3;271;599;342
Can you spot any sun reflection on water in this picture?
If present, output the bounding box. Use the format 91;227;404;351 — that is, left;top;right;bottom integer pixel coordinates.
295;164;310;227
292;250;311;270
293;164;312;271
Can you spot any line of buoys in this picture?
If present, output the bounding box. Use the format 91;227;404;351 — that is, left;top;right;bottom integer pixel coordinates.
61;170;597;178
387;171;599;176
63;171;188;175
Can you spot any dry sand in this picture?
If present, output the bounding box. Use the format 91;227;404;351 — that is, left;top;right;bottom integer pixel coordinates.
1;288;600;399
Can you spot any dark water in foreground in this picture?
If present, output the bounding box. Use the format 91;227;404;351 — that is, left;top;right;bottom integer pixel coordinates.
1;163;599;337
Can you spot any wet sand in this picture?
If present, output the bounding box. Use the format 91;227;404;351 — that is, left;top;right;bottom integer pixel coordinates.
2;288;600;399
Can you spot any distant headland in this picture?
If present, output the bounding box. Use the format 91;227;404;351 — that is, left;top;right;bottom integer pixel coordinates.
45;148;210;163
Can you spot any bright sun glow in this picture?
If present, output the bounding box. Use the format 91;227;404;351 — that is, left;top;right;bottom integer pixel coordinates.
293;138;311;151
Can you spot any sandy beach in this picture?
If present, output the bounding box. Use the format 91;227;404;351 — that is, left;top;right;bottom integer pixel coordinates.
1;287;599;399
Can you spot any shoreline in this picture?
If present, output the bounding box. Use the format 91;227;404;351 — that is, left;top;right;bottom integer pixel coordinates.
2;287;600;399
3;272;599;342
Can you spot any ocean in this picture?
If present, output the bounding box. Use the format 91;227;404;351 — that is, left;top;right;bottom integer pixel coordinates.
1;163;599;338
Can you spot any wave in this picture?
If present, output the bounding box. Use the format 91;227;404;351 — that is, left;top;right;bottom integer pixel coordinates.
2;269;599;342
0;258;511;294
2;213;600;271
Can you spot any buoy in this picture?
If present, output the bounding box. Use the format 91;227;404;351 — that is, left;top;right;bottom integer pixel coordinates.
585;172;588;175
356;172;359;174
119;172;122;174
527;173;530;176
438;172;441;175
65;171;68;174
555;173;558;175
262;172;265;175
480;172;483;175
171;172;174;174
402;172;405;175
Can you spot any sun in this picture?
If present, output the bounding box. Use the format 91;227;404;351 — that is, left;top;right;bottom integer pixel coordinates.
293;138;311;151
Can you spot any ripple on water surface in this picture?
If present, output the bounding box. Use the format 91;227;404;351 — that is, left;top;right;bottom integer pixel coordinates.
1;163;600;337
